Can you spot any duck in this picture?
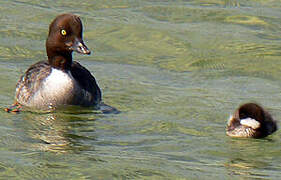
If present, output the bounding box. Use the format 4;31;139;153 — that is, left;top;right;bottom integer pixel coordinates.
5;14;102;112
226;103;278;138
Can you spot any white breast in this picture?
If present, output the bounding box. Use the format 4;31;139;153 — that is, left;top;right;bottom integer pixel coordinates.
30;68;76;107
44;68;74;90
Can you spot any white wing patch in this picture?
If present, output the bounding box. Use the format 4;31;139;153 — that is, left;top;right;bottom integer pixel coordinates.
240;118;260;129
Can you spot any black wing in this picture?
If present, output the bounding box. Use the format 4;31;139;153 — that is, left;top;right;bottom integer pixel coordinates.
71;61;102;104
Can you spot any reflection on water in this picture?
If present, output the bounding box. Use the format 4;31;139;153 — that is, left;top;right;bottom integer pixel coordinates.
0;0;281;179
17;112;99;153
226;158;270;178
225;138;280;179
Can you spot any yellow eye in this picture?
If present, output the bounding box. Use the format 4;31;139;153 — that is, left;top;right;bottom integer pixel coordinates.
61;29;67;36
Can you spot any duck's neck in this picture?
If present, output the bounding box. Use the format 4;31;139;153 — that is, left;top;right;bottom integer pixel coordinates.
47;52;72;71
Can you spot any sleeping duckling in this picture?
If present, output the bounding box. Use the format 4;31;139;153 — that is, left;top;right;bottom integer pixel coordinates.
226;103;277;138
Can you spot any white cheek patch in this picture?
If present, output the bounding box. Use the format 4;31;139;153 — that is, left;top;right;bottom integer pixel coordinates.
240;118;260;129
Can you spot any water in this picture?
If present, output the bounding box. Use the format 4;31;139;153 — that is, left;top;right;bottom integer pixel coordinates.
0;0;281;179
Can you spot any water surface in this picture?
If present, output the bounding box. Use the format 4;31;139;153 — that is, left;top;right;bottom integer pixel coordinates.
0;0;281;179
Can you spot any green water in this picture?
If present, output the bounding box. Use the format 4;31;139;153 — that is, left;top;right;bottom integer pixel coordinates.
0;0;281;179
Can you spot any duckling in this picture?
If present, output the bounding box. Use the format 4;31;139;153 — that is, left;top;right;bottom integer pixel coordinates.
226;103;277;138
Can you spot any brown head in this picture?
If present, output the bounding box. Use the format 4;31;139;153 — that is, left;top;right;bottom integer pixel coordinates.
236;103;265;123
46;14;90;70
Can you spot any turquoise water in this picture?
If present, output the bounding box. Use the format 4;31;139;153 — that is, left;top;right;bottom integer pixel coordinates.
0;0;280;179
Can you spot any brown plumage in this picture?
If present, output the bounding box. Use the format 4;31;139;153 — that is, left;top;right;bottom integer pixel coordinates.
226;103;277;138
10;14;101;111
